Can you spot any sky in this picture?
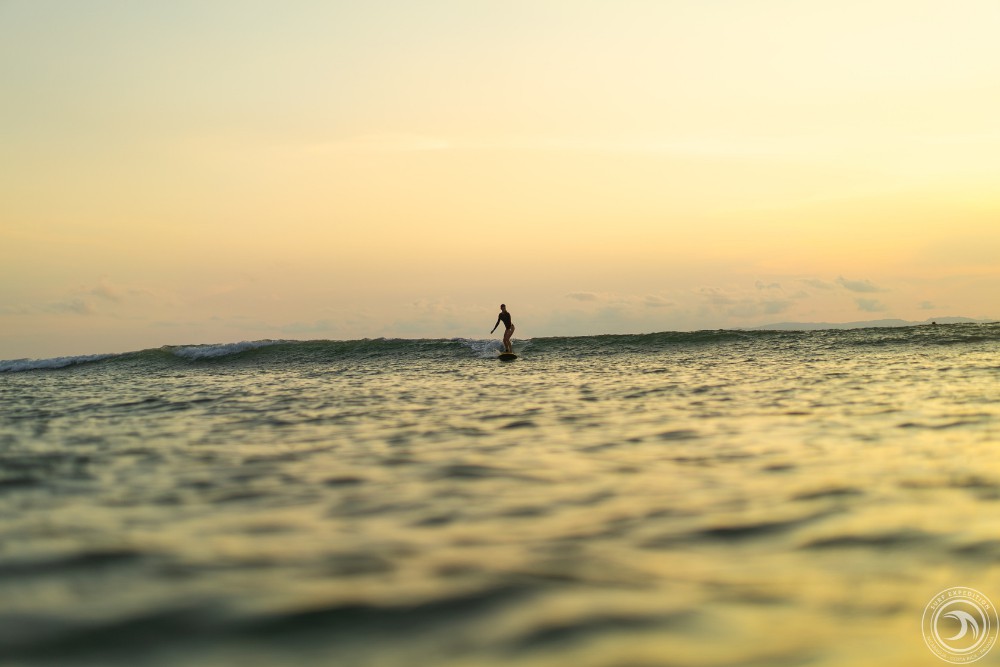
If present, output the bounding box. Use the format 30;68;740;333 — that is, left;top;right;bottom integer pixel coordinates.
2;0;999;359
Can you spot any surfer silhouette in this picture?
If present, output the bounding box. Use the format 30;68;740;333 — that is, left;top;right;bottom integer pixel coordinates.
491;304;515;353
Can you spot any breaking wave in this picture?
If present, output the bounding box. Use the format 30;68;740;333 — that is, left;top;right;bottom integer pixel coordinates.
2;322;997;373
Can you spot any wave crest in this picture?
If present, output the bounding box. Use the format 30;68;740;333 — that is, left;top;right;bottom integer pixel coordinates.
0;353;118;373
167;340;287;360
3;323;996;373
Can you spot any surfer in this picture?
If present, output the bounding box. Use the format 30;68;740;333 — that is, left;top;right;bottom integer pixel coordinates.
491;304;515;353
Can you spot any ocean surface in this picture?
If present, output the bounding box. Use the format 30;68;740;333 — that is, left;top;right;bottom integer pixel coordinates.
1;324;998;667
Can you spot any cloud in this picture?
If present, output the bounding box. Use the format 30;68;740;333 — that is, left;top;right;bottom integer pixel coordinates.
919;301;936;310
411;298;462;316
383;298;468;337
566;292;600;302
47;298;94;315
801;278;835;290
696;285;794;319
855;298;888;312
698;287;738;307
837;276;885;293
643;295;673;308
89;278;124;302
0;305;32;316
35;278;172;321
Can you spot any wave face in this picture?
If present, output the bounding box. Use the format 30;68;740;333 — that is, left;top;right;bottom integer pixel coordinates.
0;338;492;373
4;322;997;373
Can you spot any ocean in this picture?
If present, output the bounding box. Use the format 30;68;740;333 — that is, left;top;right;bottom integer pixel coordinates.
1;323;998;667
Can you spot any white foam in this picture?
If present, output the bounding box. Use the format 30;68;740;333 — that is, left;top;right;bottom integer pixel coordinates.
0;353;117;373
455;338;507;358
167;340;286;360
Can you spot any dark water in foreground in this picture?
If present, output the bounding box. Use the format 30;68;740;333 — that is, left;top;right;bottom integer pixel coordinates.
1;325;999;666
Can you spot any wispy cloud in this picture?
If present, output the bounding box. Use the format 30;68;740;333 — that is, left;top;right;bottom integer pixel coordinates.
837;276;886;293
698;287;738;307
643;295;673;309
47;298;94;316
565;291;675;312
696;285;793;319
40;278;166;319
856;298;888;312
89;278;124;302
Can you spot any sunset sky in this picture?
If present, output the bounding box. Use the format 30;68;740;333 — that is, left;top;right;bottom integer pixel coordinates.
3;0;998;359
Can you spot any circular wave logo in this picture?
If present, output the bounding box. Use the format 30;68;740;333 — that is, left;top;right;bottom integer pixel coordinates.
923;587;999;663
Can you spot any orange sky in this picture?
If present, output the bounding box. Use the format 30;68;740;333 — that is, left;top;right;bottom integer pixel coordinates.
2;1;998;358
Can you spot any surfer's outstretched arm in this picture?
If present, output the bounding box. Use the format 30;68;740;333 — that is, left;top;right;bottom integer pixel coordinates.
491;318;500;334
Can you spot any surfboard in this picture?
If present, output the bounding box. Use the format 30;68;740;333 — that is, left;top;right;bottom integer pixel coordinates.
498;352;518;361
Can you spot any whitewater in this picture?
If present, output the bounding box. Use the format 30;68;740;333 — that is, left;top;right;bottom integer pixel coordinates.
1;323;998;666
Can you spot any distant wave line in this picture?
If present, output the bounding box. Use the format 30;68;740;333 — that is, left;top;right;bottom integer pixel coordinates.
3;323;997;374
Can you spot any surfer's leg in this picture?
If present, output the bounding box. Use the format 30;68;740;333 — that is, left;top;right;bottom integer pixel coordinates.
504;326;514;352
